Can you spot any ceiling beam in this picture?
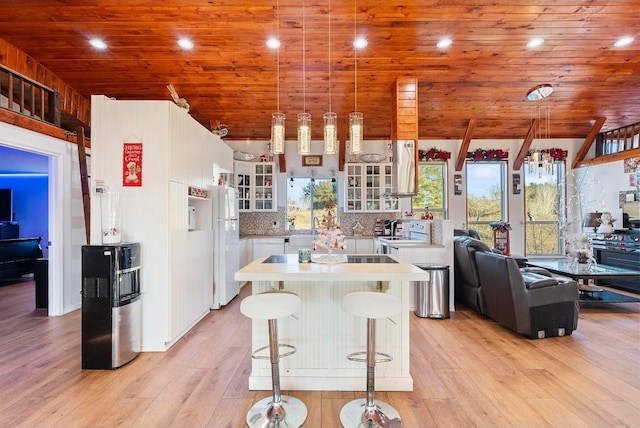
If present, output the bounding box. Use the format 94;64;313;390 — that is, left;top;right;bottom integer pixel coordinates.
513;119;539;171
455;119;476;171
572;117;606;169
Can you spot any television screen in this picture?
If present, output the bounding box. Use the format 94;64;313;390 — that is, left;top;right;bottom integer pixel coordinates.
0;188;13;222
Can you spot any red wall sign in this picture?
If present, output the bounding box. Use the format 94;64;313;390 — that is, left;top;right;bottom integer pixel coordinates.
123;142;143;186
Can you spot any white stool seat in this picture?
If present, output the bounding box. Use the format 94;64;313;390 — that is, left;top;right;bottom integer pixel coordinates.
241;291;300;320
341;291;401;320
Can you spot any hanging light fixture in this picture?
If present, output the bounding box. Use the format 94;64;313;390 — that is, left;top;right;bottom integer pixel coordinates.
323;0;338;155
297;0;311;155
349;0;365;154
270;0;285;155
526;84;554;177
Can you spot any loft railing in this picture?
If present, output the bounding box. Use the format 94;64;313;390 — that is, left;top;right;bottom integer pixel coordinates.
597;122;640;156
0;65;60;126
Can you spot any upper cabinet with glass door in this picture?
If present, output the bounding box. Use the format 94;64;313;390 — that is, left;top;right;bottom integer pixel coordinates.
345;163;398;212
234;161;277;212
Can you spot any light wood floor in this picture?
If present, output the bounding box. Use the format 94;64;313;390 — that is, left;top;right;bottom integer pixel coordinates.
0;278;639;428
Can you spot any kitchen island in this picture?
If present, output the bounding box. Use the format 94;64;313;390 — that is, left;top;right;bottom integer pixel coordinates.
234;254;429;391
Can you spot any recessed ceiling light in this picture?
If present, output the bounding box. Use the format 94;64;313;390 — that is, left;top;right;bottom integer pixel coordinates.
89;38;107;50
353;37;368;49
436;38;452;49
527;38;544;48
266;37;281;49
614;36;634;47
177;38;194;50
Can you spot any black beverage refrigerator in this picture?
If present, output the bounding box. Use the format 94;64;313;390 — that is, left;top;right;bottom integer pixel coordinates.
81;243;141;369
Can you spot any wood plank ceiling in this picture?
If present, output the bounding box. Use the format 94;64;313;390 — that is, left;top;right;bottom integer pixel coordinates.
0;1;638;142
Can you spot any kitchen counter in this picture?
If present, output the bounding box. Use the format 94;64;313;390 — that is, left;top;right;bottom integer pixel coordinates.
235;253;424;391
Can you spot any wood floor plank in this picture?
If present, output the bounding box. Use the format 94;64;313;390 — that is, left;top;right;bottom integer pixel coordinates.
0;279;638;427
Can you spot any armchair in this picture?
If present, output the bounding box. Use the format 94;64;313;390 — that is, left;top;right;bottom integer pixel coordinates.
475;251;579;339
453;236;494;314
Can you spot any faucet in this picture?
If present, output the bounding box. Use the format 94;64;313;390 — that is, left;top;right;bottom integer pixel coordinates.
312;216;321;234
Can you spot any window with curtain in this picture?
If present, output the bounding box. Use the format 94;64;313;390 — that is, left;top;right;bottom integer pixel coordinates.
524;161;565;255
466;161;508;244
412;162;447;219
287;178;338;231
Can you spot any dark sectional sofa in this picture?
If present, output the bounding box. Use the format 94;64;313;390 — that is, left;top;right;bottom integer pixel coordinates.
0;237;44;281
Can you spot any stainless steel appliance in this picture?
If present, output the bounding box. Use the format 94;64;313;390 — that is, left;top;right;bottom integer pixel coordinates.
376;220;432;254
81;242;141;369
212;186;240;309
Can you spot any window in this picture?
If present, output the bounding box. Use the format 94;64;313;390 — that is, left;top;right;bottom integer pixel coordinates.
466;161;507;243
287;178;338;231
413;162;447;219
524;162;565;255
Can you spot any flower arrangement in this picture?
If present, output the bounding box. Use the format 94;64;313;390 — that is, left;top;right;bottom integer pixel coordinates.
466;148;508;161
526;148;568;161
419;147;451;161
313;200;346;253
489;221;511;232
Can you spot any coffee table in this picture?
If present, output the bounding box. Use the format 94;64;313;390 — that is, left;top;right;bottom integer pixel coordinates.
525;259;640;304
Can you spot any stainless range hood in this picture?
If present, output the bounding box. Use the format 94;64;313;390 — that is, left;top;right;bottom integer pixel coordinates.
389;139;417;197
387;77;419;198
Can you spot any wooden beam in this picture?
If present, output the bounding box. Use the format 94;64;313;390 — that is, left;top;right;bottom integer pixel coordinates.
575;147;640;168
278;153;286;173
513;119;538;171
455;119;476;171
572;117;606;169
0;108;88;146
77;127;90;244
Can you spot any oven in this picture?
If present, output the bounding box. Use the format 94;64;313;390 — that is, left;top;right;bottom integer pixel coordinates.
376;221;432;254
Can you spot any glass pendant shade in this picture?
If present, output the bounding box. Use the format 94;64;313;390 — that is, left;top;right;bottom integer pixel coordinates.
323;112;338;154
349;112;363;154
271;112;285;155
297;112;311;154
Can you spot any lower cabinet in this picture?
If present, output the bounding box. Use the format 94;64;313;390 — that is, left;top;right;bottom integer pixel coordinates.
252;238;285;261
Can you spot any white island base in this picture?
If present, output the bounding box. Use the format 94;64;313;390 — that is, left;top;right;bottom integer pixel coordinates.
235;254;430;392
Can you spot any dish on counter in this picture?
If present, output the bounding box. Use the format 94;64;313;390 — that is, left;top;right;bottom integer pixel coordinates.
359;153;386;163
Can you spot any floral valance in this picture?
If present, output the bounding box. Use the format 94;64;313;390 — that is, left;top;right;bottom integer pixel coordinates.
526;148;567;161
419;148;451;161
466;148;508;161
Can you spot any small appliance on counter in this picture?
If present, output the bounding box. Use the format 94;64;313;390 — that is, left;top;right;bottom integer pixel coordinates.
374;219;384;236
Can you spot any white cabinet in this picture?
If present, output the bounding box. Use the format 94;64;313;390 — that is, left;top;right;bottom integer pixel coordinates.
344;163;399;212
90;96;214;351
345;238;375;254
235;161;277;212
252;237;285;260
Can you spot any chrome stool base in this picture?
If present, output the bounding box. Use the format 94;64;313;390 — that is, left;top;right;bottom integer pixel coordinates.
247;395;308;428
340;398;402;428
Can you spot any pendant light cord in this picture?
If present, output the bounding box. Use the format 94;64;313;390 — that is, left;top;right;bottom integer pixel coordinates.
276;0;280;112
354;0;358;112
328;0;332;113
302;0;306;113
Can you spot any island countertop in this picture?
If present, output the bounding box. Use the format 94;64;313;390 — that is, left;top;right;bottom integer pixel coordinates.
235;253;429;282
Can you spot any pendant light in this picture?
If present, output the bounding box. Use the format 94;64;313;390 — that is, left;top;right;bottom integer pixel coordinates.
270;0;285;155
297;0;311;155
526;84;554;177
323;0;338;155
349;0;365;154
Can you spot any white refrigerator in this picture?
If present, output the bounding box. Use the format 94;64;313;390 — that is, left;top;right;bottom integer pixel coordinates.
211;186;240;309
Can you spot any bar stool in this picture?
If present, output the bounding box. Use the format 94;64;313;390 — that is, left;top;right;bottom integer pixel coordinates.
340;291;403;428
240;291;307;428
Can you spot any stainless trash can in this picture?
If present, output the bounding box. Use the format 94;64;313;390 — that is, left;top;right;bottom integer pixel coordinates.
413;264;450;318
